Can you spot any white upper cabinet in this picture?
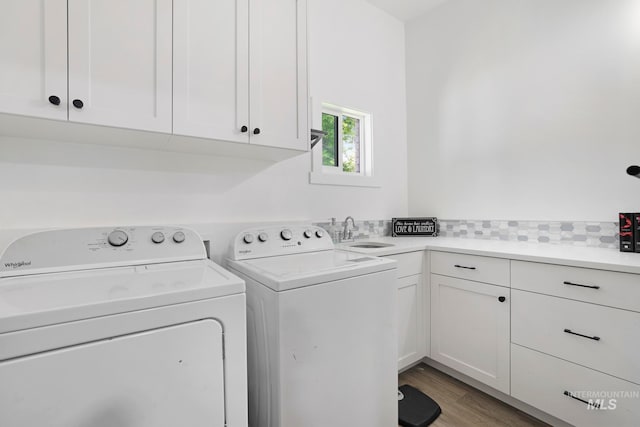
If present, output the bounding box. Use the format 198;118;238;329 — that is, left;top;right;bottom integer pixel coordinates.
68;0;172;133
0;0;307;157
0;0;67;121
174;0;309;151
249;0;308;150
173;0;249;143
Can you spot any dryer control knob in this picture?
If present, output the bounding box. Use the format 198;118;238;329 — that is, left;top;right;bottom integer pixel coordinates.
280;229;293;241
258;232;269;242
173;231;186;244
303;229;313;238
107;230;129;247
151;232;165;244
315;230;324;238
243;234;255;244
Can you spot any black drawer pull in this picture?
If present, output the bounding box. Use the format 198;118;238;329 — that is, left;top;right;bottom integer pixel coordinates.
563;281;600;290
564;390;601;409
564;328;600;341
454;264;476;270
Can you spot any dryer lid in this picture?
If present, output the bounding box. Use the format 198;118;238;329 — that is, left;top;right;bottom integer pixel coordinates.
0;259;244;334
0;226;244;333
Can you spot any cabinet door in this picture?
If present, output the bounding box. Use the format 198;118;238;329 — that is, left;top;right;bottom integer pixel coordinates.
68;0;172;133
249;0;308;150
430;274;510;393
173;0;249;143
398;274;424;370
0;0;67;120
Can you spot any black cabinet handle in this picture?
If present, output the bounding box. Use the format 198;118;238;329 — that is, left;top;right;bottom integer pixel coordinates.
454;264;476;270
563;281;600;290
564;391;601;409
48;95;61;106
498;296;506;302
72;99;84;109
564;328;600;341
241;126;248;133
253;128;261;135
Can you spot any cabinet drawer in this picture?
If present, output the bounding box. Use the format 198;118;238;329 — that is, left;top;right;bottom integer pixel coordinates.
511;261;640;312
431;251;509;286
512;290;640;384
512;344;640;427
383;252;423;278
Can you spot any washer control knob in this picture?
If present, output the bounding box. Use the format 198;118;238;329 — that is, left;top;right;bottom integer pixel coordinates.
258;232;269;242
107;230;128;247
151;232;165;244
315;230;324;238
280;229;293;241
303;229;313;238
243;234;255;244
173;231;186;244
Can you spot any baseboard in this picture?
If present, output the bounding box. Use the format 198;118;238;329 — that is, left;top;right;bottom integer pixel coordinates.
398;359;424;375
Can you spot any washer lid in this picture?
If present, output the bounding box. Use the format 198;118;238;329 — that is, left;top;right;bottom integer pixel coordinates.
0;259;244;334
226;249;396;291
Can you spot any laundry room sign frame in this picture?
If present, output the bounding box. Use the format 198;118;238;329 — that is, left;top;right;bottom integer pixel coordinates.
392;218;438;237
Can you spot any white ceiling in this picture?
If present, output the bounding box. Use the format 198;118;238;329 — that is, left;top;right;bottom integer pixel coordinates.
366;0;448;21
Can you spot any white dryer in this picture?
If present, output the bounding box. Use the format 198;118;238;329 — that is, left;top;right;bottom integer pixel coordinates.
226;225;398;427
0;226;247;427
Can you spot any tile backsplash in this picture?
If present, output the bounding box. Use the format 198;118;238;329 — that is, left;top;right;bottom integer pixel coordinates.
437;220;619;249
313;219;391;241
313;219;620;249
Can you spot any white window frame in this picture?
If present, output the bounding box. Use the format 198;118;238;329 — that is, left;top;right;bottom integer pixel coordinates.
309;100;379;188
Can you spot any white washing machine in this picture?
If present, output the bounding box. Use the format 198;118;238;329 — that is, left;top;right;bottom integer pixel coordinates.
0;226;247;427
226;225;398;427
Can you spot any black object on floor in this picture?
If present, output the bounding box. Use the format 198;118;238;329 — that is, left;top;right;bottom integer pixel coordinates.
398;384;442;427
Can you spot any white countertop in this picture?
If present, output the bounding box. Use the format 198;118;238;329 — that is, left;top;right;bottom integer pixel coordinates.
337;236;640;275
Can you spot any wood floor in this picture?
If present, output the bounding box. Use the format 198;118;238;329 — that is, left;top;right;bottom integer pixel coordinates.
398;364;549;427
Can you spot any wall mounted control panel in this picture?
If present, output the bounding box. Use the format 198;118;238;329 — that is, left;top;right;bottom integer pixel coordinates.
229;226;333;260
0;226;206;277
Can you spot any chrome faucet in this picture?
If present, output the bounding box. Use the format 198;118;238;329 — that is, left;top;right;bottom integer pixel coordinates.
342;216;356;242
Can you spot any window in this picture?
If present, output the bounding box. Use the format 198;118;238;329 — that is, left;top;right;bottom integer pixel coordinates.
310;103;377;187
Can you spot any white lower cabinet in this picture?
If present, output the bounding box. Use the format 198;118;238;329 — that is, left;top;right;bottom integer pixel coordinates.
430;273;510;394
512;344;640;427
510;260;640;426
424;250;640;425
512;289;640;385
397;274;423;370
383;251;426;371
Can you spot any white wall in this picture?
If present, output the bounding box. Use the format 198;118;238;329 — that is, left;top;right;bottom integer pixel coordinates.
0;0;407;233
406;0;640;221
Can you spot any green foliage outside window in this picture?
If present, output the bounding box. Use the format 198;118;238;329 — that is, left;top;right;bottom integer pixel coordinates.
342;116;358;173
321;111;361;173
322;113;337;167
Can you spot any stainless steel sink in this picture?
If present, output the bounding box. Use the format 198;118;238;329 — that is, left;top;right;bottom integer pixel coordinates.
346;242;395;248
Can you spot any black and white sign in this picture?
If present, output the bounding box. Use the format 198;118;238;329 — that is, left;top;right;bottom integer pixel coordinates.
392;218;438;237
